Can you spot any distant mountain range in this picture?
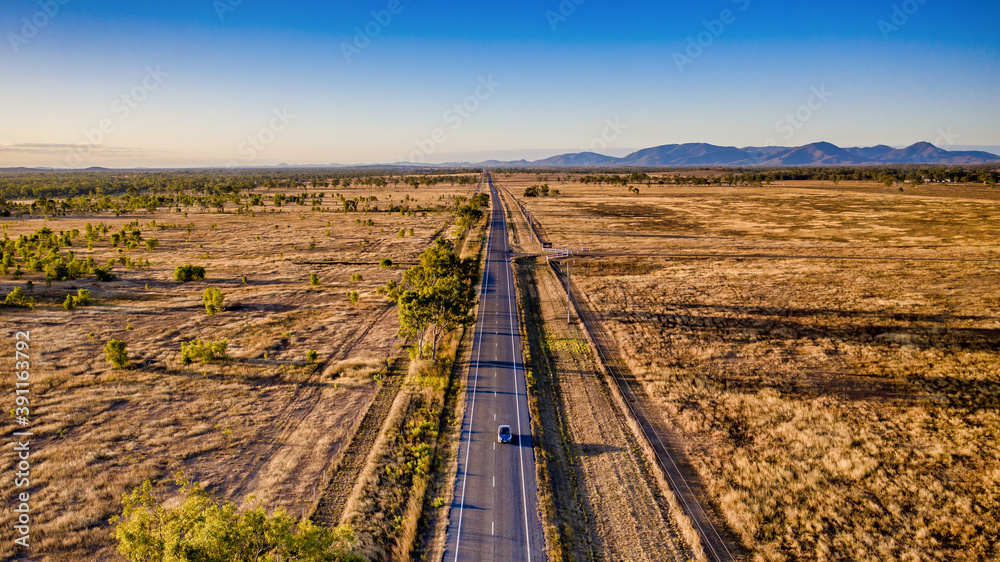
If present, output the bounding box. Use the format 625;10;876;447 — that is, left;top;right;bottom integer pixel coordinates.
463;142;1000;168
2;142;997;172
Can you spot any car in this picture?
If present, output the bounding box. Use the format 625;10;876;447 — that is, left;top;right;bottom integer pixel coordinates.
497;425;512;444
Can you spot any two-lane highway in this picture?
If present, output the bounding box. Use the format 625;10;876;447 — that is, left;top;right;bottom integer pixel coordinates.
444;173;545;561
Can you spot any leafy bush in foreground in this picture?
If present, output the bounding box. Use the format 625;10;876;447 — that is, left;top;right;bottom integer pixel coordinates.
111;476;361;561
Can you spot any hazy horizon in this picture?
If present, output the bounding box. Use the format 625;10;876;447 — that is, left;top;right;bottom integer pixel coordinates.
2;0;998;168
3;143;1000;170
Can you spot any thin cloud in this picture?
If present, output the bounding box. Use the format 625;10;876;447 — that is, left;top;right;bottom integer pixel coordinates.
0;143;161;155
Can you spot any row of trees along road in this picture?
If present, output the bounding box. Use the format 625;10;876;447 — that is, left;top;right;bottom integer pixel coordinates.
378;238;479;360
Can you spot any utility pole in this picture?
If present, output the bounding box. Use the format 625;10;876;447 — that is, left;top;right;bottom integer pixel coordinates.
564;259;575;324
566;261;571;324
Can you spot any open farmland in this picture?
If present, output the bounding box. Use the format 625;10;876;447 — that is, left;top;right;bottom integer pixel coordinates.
0;178;476;560
506;174;1000;560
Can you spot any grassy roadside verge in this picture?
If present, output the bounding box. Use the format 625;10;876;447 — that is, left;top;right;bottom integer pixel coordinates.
502;182;703;560
338;351;453;560
332;206;488;560
413;205;489;560
512;256;596;560
311;356;407;526
512;255;696;561
497;182;577;558
411;324;474;559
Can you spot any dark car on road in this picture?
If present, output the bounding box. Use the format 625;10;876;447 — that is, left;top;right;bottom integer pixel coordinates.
497;425;512;444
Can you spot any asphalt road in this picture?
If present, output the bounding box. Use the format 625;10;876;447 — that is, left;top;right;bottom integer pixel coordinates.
444;173;545;561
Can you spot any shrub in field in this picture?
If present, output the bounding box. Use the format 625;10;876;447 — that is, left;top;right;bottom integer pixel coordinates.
350;273;364;282
111;477;361;562
145;239;159;251
202;287;224;315
306;349;318;363
104;340;130;369
310;272;321;286
4;287;35;308
44;257;87;282
347;290;359;304
174;264;206;282
180;339;228;365
92;266;117;282
379;258;393;269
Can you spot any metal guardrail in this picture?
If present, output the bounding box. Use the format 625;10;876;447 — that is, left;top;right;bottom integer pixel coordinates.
543;248;571;260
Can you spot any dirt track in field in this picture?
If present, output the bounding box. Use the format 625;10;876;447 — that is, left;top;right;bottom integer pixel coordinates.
312;354;407;526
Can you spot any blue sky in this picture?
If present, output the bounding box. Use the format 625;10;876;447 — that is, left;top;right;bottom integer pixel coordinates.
1;0;998;167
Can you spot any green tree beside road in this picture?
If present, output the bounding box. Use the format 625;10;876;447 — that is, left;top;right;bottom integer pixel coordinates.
379;239;479;360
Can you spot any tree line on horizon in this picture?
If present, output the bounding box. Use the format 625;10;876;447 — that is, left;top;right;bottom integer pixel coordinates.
0;171;481;217
574;167;998;188
0;170;481;209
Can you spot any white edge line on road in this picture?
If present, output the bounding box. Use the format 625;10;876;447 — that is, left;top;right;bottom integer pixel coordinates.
502;180;534;562
452;177;496;562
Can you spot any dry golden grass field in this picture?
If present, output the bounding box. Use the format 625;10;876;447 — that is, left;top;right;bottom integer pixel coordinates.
0;181;475;560
502;173;1000;560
